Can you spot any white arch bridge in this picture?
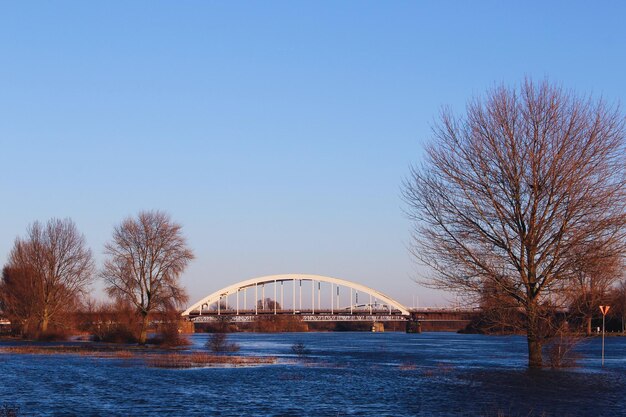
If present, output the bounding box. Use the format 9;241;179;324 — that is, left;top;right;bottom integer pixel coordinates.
182;274;411;323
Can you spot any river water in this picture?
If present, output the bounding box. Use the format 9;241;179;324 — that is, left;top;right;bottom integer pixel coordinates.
1;332;625;416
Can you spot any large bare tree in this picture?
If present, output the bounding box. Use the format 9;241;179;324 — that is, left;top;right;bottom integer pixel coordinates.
404;79;626;367
1;219;94;335
101;210;194;344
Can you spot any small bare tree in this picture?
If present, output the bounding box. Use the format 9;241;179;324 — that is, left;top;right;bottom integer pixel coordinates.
609;279;626;333
257;298;281;311
101;210;194;344
566;247;622;336
404;79;626;367
1;219;94;335
1;265;41;335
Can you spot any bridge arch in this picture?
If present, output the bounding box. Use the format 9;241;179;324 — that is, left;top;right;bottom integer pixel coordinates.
182;273;410;316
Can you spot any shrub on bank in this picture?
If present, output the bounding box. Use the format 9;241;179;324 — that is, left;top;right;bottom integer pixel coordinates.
94;325;138;344
205;333;240;353
544;335;581;368
35;329;71;342
148;321;190;347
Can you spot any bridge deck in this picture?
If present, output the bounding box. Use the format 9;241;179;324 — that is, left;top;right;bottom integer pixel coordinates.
190;313;408;322
189;308;408;322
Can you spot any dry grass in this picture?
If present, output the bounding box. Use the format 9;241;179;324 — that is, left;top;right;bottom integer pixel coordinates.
421;362;454;377
114;350;133;359
0;345;276;368
398;362;417;371
1;346;87;355
0;345;137;359
146;352;276;368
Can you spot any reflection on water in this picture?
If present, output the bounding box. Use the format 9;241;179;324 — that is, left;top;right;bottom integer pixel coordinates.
1;332;625;416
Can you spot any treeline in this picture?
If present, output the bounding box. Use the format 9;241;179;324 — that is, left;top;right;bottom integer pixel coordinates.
0;210;193;344
194;315;407;333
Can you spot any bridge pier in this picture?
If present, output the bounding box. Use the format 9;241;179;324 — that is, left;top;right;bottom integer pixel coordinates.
405;318;421;333
371;322;384;332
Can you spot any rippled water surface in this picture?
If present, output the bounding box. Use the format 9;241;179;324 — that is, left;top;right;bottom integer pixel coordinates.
1;332;625;416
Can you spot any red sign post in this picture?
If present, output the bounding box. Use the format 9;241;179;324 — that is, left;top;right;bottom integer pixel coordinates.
599;305;611;366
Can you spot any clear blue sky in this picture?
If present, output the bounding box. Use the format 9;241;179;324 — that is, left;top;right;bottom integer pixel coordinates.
1;1;625;307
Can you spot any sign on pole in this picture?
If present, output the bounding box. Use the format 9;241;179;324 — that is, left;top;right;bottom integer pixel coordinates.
599;305;611;367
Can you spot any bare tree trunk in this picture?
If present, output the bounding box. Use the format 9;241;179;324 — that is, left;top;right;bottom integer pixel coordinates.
22;320;31;337
586;316;592;337
527;337;543;368
139;313;149;344
40;308;49;333
527;306;543;368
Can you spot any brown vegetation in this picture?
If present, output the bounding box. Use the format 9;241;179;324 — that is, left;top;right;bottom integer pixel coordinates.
75;298;191;346
0;345;133;356
148;307;191;347
77;299;140;343
194;315;310;333
253;315;309;332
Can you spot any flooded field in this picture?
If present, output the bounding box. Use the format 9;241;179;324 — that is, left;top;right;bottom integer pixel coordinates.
1;332;625;416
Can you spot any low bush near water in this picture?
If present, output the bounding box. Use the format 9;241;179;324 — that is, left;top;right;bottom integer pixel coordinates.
148;322;190;347
0;404;20;417
36;329;71;342
146;353;275;368
291;342;310;357
544;335;581;368
92;324;138;344
205;333;240;353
